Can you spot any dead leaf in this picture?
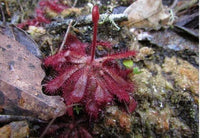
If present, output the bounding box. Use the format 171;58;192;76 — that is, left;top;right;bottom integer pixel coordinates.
0;24;42;58
148;29;198;53
122;0;170;30
0;33;66;120
0;121;29;138
0;114;45;123
174;3;199;39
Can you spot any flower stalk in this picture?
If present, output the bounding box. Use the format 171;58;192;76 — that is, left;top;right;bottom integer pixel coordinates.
90;5;99;63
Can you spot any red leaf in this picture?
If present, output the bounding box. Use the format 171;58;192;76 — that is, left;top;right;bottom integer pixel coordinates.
98;50;137;62
45;65;83;93
65;34;87;55
43;51;66;69
86;100;99;118
68;71;88;103
103;67;134;91
101;72;130;102
94;85;113;104
43;5;137;118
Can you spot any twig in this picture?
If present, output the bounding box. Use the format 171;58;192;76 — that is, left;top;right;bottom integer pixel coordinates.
17;0;24;13
0;5;6;25
39;104;80;138
174;0;198;13
4;0;11;16
72;0;78;7
58;19;73;52
46;13;128;31
57;0;77;52
39;117;56;138
169;0;178;9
